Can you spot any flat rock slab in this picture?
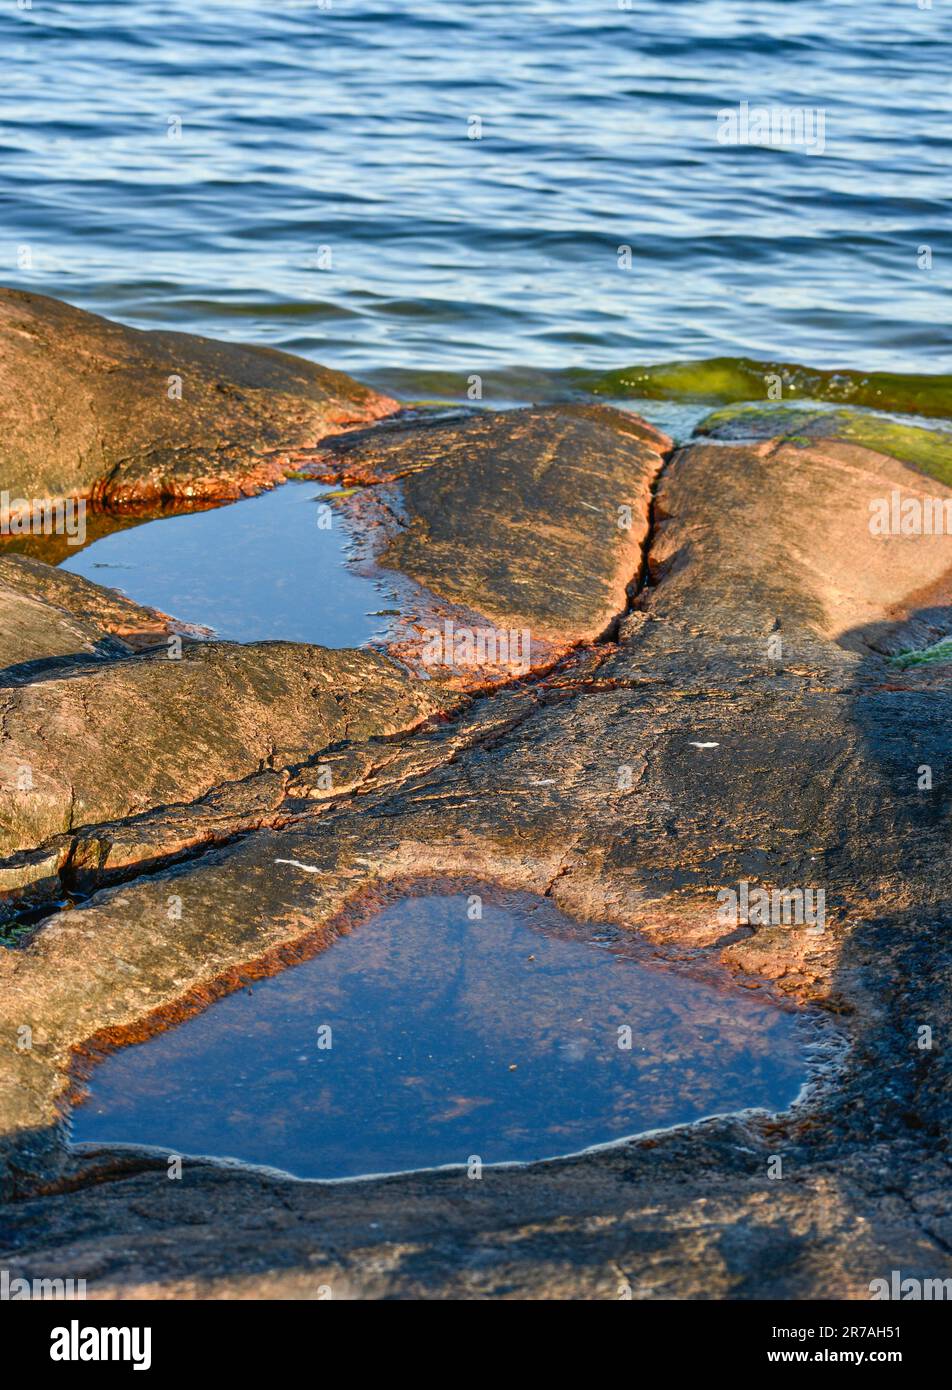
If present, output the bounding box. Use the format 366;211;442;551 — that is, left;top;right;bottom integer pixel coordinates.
2;1132;945;1301
0;290;397;506
0;582;130;678
646;435;952;650
311;405;670;675
0;641;453;865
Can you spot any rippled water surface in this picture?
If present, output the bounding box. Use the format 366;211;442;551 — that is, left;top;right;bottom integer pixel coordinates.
2;0;949;393
70;891;815;1178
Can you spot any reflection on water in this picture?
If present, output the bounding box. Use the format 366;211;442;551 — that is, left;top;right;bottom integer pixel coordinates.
59;483;394;648
71;891;816;1179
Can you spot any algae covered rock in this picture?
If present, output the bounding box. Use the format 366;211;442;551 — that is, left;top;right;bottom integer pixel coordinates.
694;403;952;482
587;357;952;421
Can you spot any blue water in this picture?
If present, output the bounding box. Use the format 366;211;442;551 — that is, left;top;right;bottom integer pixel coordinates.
2;0;949;390
60;483;395;646
70;891;813;1178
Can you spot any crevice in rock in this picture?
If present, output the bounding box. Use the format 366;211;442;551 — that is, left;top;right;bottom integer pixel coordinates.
588;439;679;646
0;430;679;939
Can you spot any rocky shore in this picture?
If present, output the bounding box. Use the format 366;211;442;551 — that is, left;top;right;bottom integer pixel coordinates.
1;292;951;1299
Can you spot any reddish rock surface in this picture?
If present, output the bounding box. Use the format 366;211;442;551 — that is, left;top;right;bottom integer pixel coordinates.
0;375;950;1301
0;289;397;507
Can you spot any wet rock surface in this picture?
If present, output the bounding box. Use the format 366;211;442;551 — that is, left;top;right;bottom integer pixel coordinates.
0;346;951;1299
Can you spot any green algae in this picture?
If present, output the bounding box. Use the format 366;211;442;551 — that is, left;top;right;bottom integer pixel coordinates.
585;359;952;422
371;360;951;425
695;404;952;484
827;416;952;484
891;638;952;671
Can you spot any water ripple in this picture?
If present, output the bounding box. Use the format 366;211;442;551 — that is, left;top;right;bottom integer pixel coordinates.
1;0;949;382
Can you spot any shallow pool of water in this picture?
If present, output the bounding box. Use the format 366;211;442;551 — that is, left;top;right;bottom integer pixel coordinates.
59;482;395;648
70;890;814;1179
